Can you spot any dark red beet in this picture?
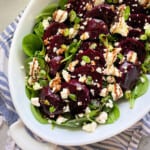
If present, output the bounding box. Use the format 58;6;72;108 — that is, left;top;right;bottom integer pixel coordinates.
76;49;105;66
62;80;90;114
124;0;145;14
43;22;66;40
127;14;148;29
120;38;146;62
80;19;108;39
66;0;92;16
128;29;143;38
117;61;140;90
48;56;64;77
40;86;65;118
86;4;116;25
46;35;67;58
72;65;102;97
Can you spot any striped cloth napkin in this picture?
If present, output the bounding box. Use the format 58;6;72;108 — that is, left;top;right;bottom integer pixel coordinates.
0;15;150;150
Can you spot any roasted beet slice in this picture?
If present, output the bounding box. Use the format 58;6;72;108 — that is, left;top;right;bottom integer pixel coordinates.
72;65;102;97
62;80;90;114
46;35;67;58
128;29;143;38
76;49;105;66
43;22;66;40
80;19;108;39
120;38;146;62
40;86;65;118
117;61;140;90
86;4;116;25
127;14;148;29
66;0;92;16
48;56;64;76
124;0;145;14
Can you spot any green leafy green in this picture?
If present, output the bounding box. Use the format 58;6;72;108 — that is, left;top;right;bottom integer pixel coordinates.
69;93;77;101
58;0;68;9
142;55;150;73
31;104;48;124
33;22;44;38
49;106;56;113
125;75;149;108
82;55;91;63
22;34;43;57
106;104;120;124
132;75;149;99
86;76;93;85
123;6;130;21
69;10;77;22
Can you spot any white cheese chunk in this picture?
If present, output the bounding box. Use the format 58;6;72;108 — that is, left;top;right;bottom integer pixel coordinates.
56;116;68;124
31;97;40;107
82;122;97;132
96;112;108;124
60;88;70;99
53;10;68;23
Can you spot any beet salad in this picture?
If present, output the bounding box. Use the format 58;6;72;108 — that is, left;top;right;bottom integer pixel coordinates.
22;0;150;132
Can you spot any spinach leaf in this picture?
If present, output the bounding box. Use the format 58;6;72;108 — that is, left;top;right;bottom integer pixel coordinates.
106;104;120;124
58;0;68;9
30;104;48;124
132;74;149;99
25;85;39;100
142;55;150;73
22;34;43;57
33;22;44;38
36;3;58;23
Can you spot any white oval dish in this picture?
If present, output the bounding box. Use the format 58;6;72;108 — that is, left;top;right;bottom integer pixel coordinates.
8;0;150;146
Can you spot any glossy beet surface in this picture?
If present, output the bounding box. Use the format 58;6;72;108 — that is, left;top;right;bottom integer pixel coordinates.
120;38;146;62
40;86;65;118
33;0;149;120
80;19;108;39
48;56;64;77
62;80;90;114
86;4;116;25
118;62;140;90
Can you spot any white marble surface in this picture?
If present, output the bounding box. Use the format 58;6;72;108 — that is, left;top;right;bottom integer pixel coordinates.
0;0;150;150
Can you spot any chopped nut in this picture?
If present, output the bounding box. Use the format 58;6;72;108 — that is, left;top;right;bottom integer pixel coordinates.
85;3;93;11
99;88;109;97
44;38;49;45
94;0;105;6
126;51;137;64
49;73;61;92
103;65;122;77
45;54;50;62
62;70;71;82
106;76;116;83
67;60;79;72
56;48;66;55
69;28;79;39
138;0;150;8
80;32;90;40
110;5;129;37
103;48;121;67
107;83;123;100
53;9;68;23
